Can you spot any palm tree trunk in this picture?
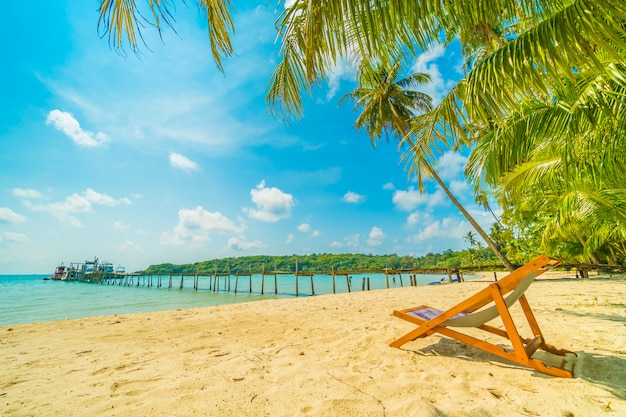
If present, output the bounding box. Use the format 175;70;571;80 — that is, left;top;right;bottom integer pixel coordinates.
402;134;515;271
425;162;516;271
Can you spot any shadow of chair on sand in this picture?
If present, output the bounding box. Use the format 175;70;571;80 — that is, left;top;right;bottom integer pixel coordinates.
404;338;626;400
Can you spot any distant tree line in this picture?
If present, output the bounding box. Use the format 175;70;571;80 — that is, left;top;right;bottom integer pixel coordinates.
140;249;501;275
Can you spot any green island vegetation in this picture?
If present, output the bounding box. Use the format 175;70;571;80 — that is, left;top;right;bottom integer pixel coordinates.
100;1;626;270
141;248;500;275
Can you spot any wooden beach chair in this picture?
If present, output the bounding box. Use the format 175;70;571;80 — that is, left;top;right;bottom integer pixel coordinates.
390;255;576;377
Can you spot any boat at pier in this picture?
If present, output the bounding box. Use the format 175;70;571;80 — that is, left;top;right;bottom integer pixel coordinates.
49;263;69;281
48;257;125;282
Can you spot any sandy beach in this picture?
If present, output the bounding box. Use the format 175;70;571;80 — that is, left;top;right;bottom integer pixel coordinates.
2;274;625;416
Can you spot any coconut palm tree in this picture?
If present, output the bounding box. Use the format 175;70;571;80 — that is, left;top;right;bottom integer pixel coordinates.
97;0;626;264
340;61;515;270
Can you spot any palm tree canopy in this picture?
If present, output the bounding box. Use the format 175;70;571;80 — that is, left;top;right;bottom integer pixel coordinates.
338;62;432;145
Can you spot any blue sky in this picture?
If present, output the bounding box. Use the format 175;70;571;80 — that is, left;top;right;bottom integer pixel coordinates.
0;1;496;274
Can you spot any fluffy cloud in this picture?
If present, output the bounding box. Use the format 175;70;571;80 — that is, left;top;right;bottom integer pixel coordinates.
244;181;294;222
343;191;365;204
406;210;435;227
409;217;469;242
169;152;200;171
118;240;143;253
331;234;361;249
161;206;244;245
0;232;29;244
46;109;109;147
438;152;468;182
392;187;446;211
367;226;385;247
113;221;130;232
0;208;26;224
228;237;266;251
27;188;131;227
298;223;311;233
12;188;43;199
411;45;459;105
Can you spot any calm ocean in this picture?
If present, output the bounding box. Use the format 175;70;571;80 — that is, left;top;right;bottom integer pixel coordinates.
0;272;447;327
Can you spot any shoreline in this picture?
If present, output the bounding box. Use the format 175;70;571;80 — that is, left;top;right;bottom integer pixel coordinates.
2;276;625;416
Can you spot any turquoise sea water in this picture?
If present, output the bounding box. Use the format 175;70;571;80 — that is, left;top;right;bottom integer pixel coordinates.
0;272;448;327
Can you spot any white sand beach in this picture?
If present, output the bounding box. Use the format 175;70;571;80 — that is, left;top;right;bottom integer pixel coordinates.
2;275;625;416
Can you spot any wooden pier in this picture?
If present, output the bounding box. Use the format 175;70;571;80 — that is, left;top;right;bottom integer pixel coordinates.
62;262;481;296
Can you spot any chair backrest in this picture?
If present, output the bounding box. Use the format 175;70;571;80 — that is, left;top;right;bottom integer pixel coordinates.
442;270;538;327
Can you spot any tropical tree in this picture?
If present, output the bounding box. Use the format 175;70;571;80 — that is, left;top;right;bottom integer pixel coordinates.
339;61;515;270
97;0;626;264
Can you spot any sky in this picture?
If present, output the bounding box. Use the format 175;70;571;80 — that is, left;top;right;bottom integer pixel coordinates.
0;1;497;274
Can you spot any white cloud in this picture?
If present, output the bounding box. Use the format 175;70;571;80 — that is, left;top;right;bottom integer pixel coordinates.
0;232;29;244
161;206;244;245
406;210;434;227
411;45;458;105
438;152;468;181
0;208;26;224
330;241;344;248
450;180;470;196
343;191;365;204
298;223;311;233
46;109;109;147
118;240;143;253
12;188;43;199
311;230;320;237
228;237;266;251
26;188;131;227
367;226;385;247
409;217;469;242
344;234;360;248
382;182;395;190
392;187;446;211
325;59;355;101
392;187;424;211
169;152;200;172
84;188;130;206
113;221;130;231
286;234;295;244
244;181;294;223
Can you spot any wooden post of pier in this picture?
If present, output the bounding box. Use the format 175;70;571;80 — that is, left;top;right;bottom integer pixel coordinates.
249;270;252;293
169;274;173;288
399;273;403;287
347;275;351;293
331;266;336;294
274;262;278;294
385;269;390;288
234;274;239;293
179;274;184;289
261;265;265;295
295;259;299;297
367;277;370;290
310;275;314;295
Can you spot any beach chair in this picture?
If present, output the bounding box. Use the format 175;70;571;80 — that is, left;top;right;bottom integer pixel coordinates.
390;255;576;377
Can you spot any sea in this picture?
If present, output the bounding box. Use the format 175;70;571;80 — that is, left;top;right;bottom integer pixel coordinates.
0;272;450;327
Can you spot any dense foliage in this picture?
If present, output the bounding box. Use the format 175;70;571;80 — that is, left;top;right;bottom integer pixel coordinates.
141;249;501;274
